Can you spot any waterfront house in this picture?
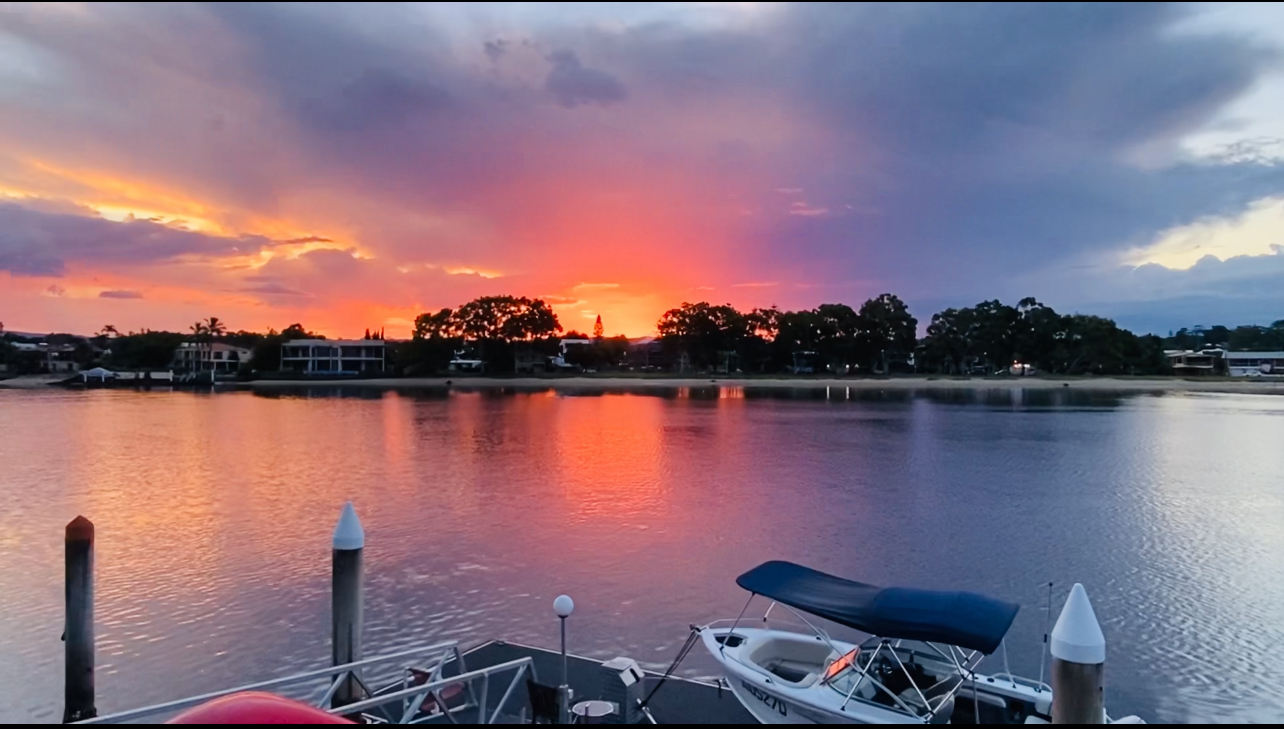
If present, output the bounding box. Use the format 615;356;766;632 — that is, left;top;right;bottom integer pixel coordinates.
13;341;81;373
447;357;486;374
173;342;253;373
1165;349;1222;376
1223;351;1284;377
514;347;545;374
544;338;593;371
280;339;386;374
624;337;680;371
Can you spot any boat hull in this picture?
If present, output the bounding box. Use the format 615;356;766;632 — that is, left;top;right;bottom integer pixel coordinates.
701;628;917;725
726;674;869;724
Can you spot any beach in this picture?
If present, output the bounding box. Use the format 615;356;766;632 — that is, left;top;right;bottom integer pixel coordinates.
0;374;69;389
7;372;1283;395
243;374;1284;395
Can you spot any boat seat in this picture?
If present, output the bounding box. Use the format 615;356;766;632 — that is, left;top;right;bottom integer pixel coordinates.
767;661;814;684
747;636;836;686
928;695;954;725
851;678;879;702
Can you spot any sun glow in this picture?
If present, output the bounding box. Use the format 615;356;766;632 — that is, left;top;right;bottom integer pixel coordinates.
1124;197;1284;269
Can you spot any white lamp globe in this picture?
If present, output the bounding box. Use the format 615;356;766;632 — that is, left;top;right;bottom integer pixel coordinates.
553;594;575;618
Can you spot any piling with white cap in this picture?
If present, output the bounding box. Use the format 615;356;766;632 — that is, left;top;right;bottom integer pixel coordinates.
332;502;366;707
1050;583;1105;724
554;594;575;724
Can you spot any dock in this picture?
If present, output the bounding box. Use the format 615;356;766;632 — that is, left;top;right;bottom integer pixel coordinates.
53;506;1135;724
445;639;756;724
64;505;756;725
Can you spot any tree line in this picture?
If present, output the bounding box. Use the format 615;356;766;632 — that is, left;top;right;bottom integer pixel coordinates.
401;292;1180;376
655;295;918;373
652;295;1172;375
5;299;1284;378
921;298;1166;375
1166;322;1284;352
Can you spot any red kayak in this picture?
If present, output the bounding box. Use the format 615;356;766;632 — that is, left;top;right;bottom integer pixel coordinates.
167;692;354;724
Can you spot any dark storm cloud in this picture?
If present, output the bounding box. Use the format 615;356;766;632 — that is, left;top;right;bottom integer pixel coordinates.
301;68;453;133
544;50;628;108
484;39;508;63
582;2;1284;290
3;2;1284;331
0;201;270;276
236;281;311;297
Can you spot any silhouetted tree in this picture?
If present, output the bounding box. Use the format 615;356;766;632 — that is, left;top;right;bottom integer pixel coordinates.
106;331;188;370
657;302;751;369
405;296;561;373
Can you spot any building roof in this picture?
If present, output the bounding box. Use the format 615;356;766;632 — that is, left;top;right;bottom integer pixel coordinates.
283;338;386;346
177;341;249;351
1223;351;1284;359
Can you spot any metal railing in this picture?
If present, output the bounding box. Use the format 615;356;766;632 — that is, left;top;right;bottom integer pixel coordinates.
76;641;537;725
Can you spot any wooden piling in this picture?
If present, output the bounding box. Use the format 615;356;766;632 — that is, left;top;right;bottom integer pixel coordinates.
1050;583;1105;724
331;502;365;707
64;516;96;723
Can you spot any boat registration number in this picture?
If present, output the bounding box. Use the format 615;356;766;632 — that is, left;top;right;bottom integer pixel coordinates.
741;680;788;717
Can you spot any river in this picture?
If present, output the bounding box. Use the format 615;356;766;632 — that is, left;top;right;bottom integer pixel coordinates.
0;386;1281;723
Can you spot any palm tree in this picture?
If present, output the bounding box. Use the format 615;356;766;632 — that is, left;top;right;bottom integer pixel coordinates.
99;324;119;338
191;317;226;376
204;317;226;339
189;321;211;372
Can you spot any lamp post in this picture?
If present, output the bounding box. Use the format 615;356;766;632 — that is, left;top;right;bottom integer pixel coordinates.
554;594;574;724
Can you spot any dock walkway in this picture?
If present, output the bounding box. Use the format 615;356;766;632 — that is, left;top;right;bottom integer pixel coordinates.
447;640;756;724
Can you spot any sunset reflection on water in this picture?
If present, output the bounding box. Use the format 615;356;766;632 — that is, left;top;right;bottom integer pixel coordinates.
0;387;1282;723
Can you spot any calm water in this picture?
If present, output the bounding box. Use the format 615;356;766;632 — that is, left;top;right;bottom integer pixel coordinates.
1;386;1282;723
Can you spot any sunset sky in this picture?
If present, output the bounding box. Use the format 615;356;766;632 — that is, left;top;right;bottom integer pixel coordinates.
3;2;1284;338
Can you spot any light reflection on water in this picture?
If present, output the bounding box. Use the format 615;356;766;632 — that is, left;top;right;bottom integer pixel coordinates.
0;387;1282;723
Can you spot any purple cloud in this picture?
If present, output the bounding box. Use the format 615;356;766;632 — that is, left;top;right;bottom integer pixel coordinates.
1;2;1283;335
545;50;627;108
0;201;272;277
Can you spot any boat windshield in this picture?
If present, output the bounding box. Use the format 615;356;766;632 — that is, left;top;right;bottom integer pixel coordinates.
822;648;859;682
823;638;965;716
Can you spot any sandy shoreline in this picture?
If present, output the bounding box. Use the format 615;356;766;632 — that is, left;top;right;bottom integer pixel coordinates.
244;375;1284;395
0;374;68;389
5;373;1282;395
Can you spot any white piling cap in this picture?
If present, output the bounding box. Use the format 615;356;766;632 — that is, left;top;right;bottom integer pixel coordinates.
553;594;574;618
332;501;365;551
1050;582;1105;665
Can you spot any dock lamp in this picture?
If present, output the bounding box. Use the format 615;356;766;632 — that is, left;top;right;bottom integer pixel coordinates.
554;595;575;724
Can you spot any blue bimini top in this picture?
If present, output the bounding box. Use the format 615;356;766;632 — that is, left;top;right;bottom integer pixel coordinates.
736;561;1020;655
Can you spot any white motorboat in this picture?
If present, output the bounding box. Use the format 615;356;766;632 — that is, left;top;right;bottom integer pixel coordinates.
698;561;1093;724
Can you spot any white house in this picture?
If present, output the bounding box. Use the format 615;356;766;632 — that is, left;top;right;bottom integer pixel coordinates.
173;342;253;373
1223;351;1284;377
548;338;594;369
1164;349;1221;376
12;341;81;373
280;339;386;374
